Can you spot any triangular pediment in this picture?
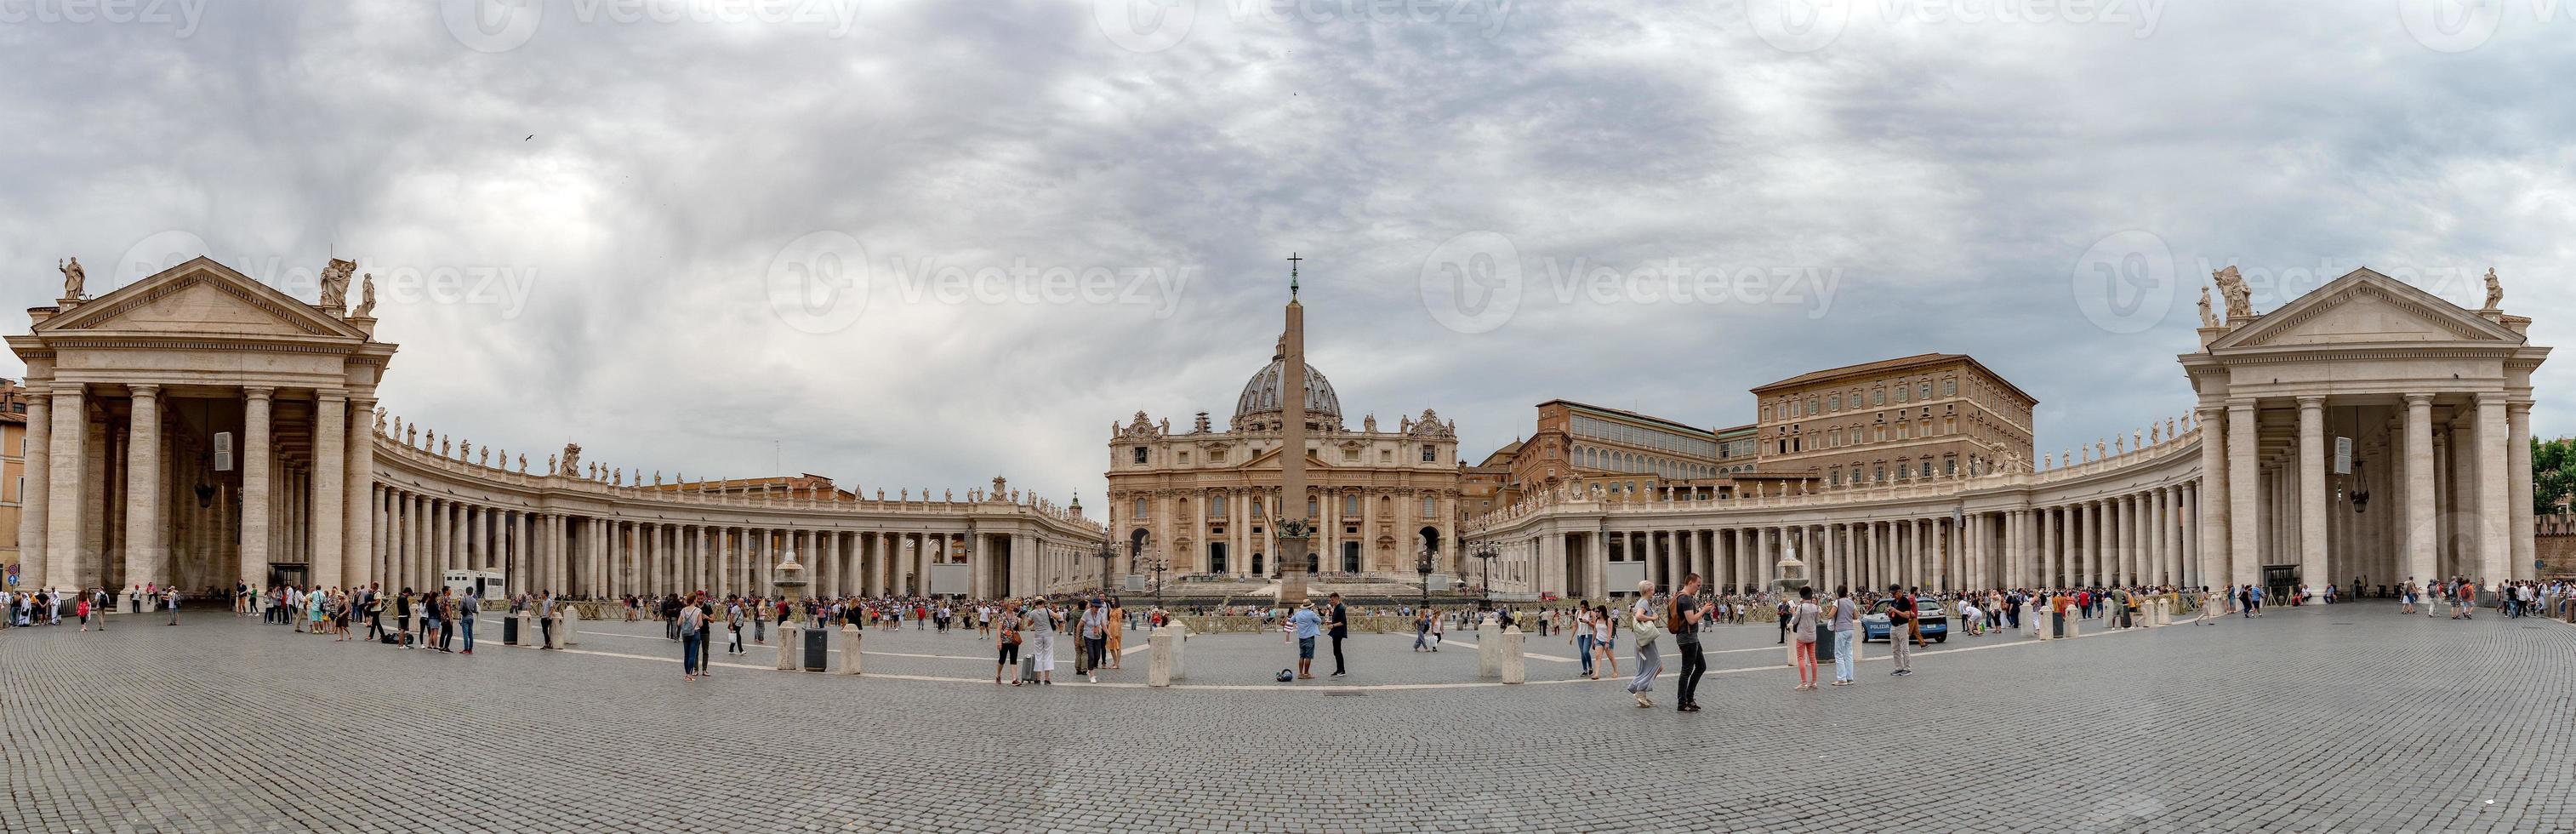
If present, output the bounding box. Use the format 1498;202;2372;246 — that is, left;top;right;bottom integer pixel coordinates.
2209;267;2520;351
37;256;368;340
1239;445;1337;471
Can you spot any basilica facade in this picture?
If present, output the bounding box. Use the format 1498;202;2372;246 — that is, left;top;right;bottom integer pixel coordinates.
1103;347;1462;583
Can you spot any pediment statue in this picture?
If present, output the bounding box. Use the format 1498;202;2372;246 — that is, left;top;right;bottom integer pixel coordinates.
58;257;84;299
2213;266;2253;323
2483;267;2503;311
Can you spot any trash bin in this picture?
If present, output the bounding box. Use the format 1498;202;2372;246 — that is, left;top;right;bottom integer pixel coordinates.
804;626;829;672
504;615;521;646
1813;624;1835;661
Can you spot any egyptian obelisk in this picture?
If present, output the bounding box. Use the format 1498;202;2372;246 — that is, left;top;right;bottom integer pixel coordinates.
1276;254;1312;606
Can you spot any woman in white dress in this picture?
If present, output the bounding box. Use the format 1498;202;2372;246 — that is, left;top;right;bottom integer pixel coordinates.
1024;599;1057;685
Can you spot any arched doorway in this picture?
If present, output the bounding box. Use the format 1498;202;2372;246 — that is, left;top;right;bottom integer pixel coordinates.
1341;540;1359;573
1419;527;1442;564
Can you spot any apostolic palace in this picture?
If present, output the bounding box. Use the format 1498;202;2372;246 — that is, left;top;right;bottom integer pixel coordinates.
0;254;2550;606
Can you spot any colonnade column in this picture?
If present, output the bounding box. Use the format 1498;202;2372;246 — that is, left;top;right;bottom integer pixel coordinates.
123;385;164;591
234;386;269;591
2475;392;2510;582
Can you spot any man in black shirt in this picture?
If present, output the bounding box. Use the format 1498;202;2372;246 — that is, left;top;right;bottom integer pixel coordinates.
1674;573;1712;713
1325;592;1350;677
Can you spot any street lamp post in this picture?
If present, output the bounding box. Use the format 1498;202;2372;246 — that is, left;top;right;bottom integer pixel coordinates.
1416;551;1433;611
1472;540;1498;611
1096;536;1116;594
1144;557;1169;611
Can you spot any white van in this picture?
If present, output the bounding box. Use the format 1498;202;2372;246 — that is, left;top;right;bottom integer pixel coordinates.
443;570;506;600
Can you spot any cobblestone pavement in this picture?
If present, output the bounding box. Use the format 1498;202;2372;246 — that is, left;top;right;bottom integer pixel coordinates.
3;602;2569;832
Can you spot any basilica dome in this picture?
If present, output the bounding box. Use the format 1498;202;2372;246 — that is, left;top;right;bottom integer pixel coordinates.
1234;352;1343;429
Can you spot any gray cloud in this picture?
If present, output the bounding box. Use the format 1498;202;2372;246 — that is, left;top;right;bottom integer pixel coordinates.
3;1;2573;513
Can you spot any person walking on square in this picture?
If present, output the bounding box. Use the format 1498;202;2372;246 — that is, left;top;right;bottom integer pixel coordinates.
162;586;180;626
1080;597;1109;683
1287;601;1321;681
1625;580;1662;708
75;591;91;631
1829;586;1857;686
1673;573;1714;711
1570;605;1596;677
1026;598;1059;685
1884;584;1913;677
1325;592;1350;678
678;595;705;681
458;590;480;655
1775;596;1792;644
725;598;746;654
91;587;111;631
1787;586;1820;692
994;603;1023;685
1593;604;1620;677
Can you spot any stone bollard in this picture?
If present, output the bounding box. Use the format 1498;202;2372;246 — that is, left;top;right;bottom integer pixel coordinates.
2023;603;2043;638
1477;621;1500;677
546;612;567;649
1148;628;1175;688
2035;605;2055;641
1499;626;1527;684
1165;621;1188;681
838;624;864;675
516;610;537;646
777;622;801;671
2065;612;2082;638
560;608;584;647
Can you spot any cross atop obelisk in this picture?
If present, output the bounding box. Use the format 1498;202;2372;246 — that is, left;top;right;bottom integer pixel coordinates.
1276;253;1311;606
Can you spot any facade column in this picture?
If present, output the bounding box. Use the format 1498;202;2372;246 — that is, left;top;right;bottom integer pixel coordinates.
19;391;48;590
234;386;269;591
2475;393;2510;582
2296;396;2327;590
123;385;164;591
2226;399;2260;588
2509;399;2536;581
309;391;345;590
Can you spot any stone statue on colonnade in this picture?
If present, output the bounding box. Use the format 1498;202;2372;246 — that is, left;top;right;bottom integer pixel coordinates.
353;272;377;317
2483;267;2504;311
58;257;84;299
2214;266;2253;323
560;443;582;474
318;259;354;309
2197;286;2218;328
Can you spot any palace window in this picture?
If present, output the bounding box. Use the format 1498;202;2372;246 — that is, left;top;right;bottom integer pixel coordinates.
1178;451;1190;465
1918;383;1932;400
1828;394;1841;411
1131;446;1148;465
1253;498;1264;517
1381;450;1393;463
1941;378;1957;397
1422;496;1438;517
1308;498;1319;518
1761;405;1772;421
1134;498;1148;519
1873;464;1886;483
1210;494;1227;517
1895;385;1907;403
1943;456;1957;475
1872;389;1885;405
1421;445;1437;463
1343;494;1359;515
1342;448;1358;462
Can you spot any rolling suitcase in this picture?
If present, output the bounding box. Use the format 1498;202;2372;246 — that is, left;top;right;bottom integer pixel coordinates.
1020;654;1040;683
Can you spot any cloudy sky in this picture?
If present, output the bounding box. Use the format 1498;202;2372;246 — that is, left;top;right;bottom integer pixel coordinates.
4;1;2573;511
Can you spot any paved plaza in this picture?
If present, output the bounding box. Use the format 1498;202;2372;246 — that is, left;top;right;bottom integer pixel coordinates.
3;602;2570;833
